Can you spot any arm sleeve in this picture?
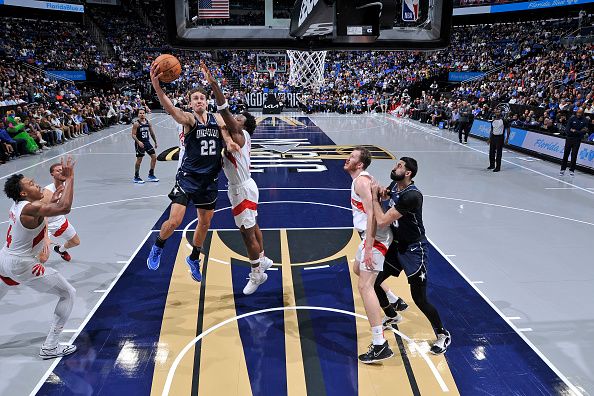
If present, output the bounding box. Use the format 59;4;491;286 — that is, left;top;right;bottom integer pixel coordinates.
393;190;421;215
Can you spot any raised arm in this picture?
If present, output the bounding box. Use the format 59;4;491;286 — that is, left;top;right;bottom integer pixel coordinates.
200;61;245;144
22;157;75;218
214;113;241;153
150;63;194;127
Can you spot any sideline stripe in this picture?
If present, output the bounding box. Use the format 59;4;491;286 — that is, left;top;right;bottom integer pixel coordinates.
427;238;583;396
29;231;153;396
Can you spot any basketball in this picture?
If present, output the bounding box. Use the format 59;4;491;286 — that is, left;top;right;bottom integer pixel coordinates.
153;54;181;83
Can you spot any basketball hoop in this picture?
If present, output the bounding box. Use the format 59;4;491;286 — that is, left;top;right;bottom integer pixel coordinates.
287;50;327;90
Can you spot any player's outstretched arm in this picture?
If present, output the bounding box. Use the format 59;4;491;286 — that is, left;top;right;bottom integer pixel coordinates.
23;157;76;218
150;63;194;128
200;61;244;141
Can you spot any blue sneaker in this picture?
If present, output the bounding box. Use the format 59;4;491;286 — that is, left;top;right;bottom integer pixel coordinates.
133;176;145;184
186;256;202;282
147;174;159;182
147;245;162;270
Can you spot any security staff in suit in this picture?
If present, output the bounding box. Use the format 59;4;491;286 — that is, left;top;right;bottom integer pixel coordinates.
560;107;589;176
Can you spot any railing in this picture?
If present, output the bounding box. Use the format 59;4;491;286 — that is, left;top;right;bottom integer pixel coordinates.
560;34;594;46
83;14;115;57
21;62;75;85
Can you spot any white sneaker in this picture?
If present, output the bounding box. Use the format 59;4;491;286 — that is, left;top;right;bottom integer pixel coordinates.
39;139;47;144
569;171;575;177
42;146;51;150
39;344;77;359
559;170;565;176
260;256;273;272
243;271;268;295
382;312;403;329
430;330;451;355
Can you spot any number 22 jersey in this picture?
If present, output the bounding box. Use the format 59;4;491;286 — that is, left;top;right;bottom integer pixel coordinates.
178;112;223;177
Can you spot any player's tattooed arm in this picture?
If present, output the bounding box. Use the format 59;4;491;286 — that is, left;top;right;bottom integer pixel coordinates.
149;123;158;149
371;180;402;227
131;122;144;149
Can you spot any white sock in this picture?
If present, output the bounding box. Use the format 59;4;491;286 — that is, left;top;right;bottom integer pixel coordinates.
43;316;63;349
372;325;385;346
250;258;261;273
259;251;264;258
58;244;66;253
386;290;399;304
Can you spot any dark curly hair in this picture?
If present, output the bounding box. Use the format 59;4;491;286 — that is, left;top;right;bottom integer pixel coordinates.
241;111;256;135
4;174;24;202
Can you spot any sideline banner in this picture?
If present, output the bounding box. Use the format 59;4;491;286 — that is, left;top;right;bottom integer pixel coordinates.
470;119;594;170
448;72;485;82
46;70;87;81
0;0;84;12
453;0;594;15
245;92;299;108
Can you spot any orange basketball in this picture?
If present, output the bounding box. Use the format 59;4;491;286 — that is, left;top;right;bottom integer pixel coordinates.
153;54;181;83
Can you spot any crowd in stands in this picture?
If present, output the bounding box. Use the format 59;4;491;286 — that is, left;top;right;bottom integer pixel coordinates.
1;18;106;73
389;94;594;141
0;60;149;163
1;5;593;167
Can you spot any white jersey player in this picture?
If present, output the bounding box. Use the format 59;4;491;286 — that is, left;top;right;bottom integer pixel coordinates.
0;157;78;359
176;122;185;170
344;146;395;364
42;162;80;261
202;61;272;295
351;171;392;268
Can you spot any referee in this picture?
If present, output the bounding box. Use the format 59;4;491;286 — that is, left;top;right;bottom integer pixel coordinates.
488;109;510;172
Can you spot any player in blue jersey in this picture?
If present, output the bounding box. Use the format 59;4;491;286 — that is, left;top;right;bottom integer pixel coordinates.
146;62;239;281
131;109;159;183
371;157;451;355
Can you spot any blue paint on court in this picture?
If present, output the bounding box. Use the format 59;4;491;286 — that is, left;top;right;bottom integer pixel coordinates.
425;245;571;394
37;232;181;396
230;258;287;396
294;260;359;395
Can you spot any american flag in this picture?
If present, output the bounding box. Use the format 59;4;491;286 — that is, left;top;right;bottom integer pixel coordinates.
198;0;229;19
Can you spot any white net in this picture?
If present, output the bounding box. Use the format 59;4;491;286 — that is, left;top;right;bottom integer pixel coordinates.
287;50;327;90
